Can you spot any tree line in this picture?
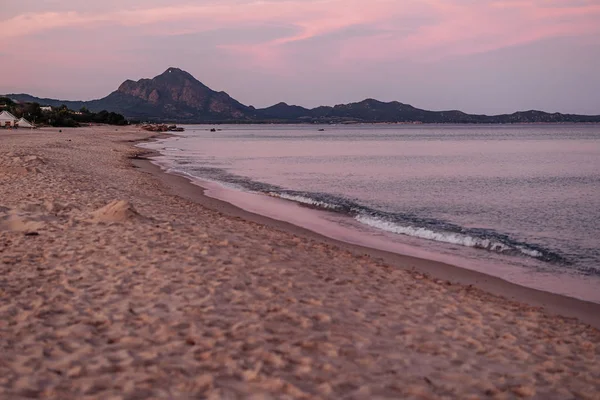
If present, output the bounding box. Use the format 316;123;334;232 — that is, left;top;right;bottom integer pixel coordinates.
0;97;128;127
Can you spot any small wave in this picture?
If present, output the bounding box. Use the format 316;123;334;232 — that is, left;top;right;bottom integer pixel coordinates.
355;215;530;255
267;190;556;261
515;246;543;258
269;192;558;262
269;192;559;261
267;192;342;211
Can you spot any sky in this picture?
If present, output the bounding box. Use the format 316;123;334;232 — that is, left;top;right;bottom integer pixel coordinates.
1;0;599;114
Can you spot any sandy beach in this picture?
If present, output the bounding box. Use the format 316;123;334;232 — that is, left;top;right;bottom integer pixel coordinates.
1;126;599;399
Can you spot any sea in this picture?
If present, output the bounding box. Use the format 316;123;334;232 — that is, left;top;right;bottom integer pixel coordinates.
139;124;600;303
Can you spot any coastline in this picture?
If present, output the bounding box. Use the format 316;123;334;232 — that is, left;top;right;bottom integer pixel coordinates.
133;146;600;330
2;126;599;398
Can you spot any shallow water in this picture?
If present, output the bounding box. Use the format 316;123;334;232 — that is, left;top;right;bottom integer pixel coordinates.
140;124;600;302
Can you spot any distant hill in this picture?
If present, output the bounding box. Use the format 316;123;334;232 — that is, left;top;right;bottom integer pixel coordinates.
5;68;600;123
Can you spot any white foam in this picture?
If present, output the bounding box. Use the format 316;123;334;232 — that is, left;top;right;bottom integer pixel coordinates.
516;246;543;258
269;192;341;210
355;215;522;254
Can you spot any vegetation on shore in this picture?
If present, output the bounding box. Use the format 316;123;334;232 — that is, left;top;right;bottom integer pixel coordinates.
0;97;128;127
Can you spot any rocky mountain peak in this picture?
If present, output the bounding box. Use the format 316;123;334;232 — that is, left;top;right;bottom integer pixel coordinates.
154;67;200;85
112;68;250;119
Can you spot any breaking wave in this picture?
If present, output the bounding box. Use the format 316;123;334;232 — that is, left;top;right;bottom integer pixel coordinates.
255;191;558;263
166;162;563;264
268;192;343;211
355;215;543;258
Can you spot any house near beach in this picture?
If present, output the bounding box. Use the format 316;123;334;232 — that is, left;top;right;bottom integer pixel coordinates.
0;111;35;128
17;117;34;128
0;110;17;128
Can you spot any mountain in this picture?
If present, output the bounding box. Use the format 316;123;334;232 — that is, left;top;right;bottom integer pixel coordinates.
107;68;253;121
6;68;254;123
260;99;600;124
259;102;313;121
5;68;600;123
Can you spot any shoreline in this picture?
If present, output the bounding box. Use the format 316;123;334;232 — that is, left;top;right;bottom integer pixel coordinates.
2;126;599;398
132;144;600;329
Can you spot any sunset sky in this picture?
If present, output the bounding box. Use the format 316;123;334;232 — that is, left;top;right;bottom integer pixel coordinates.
1;0;599;114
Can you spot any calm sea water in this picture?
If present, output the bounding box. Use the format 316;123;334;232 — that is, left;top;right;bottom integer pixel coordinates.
140;124;600;302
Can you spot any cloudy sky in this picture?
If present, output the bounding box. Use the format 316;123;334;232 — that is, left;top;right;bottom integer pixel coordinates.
1;0;599;114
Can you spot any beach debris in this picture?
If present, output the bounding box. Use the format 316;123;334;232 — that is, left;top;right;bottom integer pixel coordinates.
89;200;143;223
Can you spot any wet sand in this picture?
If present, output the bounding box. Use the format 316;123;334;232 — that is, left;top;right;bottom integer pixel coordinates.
1;126;599;399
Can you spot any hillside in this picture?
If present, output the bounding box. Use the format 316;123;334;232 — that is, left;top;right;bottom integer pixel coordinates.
5;68;600;123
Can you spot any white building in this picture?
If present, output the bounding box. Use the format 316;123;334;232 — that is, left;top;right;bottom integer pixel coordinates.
17;117;34;128
40;106;52;112
0;110;17;127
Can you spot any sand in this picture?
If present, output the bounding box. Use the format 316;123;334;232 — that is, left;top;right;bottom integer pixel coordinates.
0;126;599;399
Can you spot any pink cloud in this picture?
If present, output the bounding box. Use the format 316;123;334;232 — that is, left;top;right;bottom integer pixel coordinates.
1;0;599;71
332;0;600;63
